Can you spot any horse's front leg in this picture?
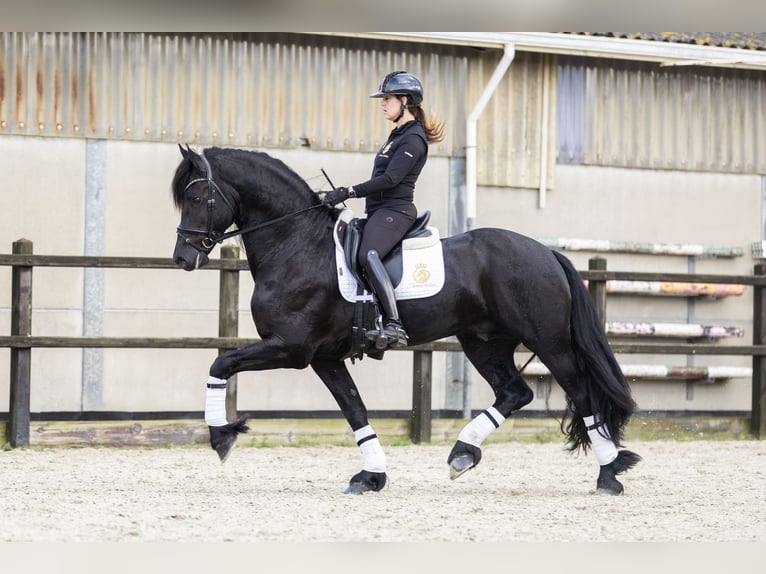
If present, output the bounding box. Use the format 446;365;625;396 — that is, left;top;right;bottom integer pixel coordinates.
311;358;387;495
205;336;313;462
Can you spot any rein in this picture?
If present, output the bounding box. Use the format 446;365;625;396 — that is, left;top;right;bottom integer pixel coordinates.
210;203;324;246
177;151;324;250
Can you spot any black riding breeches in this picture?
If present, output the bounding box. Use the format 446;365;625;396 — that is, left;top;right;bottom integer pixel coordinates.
358;205;417;269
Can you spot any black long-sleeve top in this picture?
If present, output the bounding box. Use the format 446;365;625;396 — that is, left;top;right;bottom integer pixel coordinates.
352;120;428;214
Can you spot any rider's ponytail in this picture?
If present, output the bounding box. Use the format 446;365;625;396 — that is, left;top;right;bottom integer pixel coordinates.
411;105;445;145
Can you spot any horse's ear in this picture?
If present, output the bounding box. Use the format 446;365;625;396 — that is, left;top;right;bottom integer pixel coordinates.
180;144;206;172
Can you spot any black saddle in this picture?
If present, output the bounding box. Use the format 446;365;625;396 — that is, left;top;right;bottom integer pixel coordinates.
338;210;431;289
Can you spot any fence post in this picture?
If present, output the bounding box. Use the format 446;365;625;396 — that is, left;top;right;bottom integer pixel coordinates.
8;239;33;447
752;264;766;439
410;350;432;443
219;245;240;422
588;256;608;327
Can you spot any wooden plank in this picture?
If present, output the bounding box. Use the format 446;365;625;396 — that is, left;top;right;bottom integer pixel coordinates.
602;280;745;297
0;254;248;270
588;257;607;325
607;322;744;338
608;343;766;356
579;270;766;286
4;336;766;356
9;239;33;447
17;415;753;448
0;336;259;349
752;264;766;438
410;350;432;443
1;252;762;284
539;237;743;258
219;245;240;422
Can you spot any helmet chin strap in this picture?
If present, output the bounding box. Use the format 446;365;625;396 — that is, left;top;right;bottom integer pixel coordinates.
392;96;406;123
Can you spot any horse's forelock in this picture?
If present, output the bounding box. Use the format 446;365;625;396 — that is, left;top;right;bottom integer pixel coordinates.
171;155;193;210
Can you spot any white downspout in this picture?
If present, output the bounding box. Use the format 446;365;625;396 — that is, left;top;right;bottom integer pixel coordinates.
462;43;515;420
465;42;515;231
538;53;551;209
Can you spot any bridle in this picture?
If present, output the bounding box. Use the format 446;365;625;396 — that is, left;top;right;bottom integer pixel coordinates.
176;151;324;252
176;152;239;251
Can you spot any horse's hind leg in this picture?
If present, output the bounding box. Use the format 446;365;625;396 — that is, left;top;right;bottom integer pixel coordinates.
311;358;387;495
542;349;641;495
448;335;533;480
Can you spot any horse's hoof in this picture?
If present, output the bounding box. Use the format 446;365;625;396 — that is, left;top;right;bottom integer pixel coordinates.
594;449;639;494
344;482;369;495
448;454;476;480
209;417;249;463
344;470;387;494
596;480;624;496
213;432;237;463
596;464;625;495
447;440;482;480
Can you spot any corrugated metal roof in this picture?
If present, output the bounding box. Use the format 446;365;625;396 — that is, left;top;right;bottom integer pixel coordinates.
574;32;766;51
0;32;472;156
0;32;559;191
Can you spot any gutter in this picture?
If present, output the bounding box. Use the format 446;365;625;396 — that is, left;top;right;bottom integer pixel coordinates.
342;32;766;72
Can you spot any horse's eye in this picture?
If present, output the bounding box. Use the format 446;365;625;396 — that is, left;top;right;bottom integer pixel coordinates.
191;197;203;205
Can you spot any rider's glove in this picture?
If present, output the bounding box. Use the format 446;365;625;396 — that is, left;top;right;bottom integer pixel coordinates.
322;186;351;206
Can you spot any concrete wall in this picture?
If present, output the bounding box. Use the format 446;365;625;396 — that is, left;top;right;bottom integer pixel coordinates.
475;165;761;413
0;136;761;415
0;136;450;414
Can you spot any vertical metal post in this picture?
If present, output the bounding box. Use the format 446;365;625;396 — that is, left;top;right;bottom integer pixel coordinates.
446;156;467;415
410;350;432;443
9;239;33;447
82;139;107;410
588;256;607;327
752;264;766;439
219;245;240;422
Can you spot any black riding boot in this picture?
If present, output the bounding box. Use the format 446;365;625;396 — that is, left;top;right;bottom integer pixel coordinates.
364;250;409;349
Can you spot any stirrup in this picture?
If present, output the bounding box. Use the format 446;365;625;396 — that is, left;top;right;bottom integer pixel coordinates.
371;322;408;350
383;323;409;349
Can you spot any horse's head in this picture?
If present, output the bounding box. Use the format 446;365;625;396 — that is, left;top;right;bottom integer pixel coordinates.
171;145;238;271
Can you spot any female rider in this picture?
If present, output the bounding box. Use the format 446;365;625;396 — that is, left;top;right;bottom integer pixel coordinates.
323;70;445;349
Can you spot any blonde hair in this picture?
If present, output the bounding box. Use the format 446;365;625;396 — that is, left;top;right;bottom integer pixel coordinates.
412;106;445;144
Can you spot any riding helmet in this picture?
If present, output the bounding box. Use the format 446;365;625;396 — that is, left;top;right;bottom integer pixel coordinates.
370;71;423;106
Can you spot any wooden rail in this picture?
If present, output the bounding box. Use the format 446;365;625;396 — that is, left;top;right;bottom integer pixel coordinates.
3;241;766;446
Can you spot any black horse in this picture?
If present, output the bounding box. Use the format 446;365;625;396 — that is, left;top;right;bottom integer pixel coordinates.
171;145;641;495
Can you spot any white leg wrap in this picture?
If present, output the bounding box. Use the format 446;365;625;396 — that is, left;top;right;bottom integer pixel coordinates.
584;415;618;465
457;406;506;448
205;376;228;427
354;425;386;473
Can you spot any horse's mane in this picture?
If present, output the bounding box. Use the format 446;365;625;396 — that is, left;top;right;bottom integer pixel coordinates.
171;147;319;211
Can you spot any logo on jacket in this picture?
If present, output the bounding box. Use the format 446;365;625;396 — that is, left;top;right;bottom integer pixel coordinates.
380;142;392;157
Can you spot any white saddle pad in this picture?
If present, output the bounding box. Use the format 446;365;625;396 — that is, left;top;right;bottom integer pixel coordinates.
333;209;446;303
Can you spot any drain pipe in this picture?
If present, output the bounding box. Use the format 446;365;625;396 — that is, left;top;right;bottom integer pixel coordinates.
465;42;516;232
462;42;515;419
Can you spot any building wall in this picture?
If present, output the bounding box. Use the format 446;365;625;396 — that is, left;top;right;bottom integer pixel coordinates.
0;136;451;413
1;136;760;415
476;164;761;413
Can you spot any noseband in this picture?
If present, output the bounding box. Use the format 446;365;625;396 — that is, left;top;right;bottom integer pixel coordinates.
176;152;238;251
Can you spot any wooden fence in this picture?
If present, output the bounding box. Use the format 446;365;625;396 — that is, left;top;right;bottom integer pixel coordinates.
2;238;766;447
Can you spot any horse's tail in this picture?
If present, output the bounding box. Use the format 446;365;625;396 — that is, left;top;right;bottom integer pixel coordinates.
552;250;637;453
